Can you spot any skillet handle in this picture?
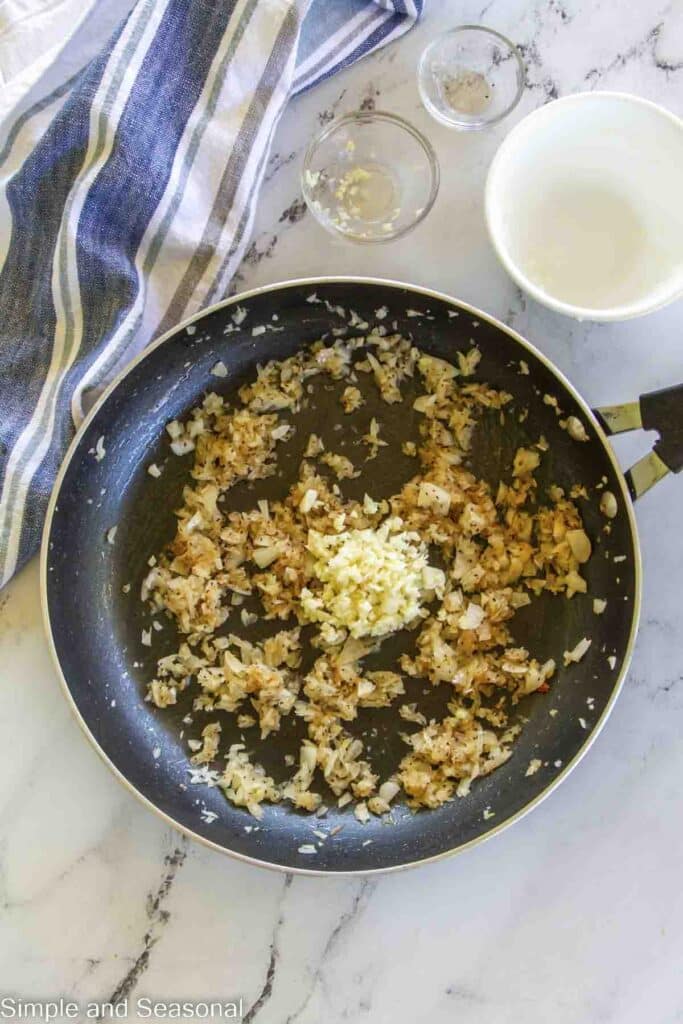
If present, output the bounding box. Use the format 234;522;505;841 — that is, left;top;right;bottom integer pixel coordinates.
594;383;683;500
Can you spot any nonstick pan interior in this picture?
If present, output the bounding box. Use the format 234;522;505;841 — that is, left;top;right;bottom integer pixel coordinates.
43;279;639;873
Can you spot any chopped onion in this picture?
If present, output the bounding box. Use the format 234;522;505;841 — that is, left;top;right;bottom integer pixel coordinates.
566;416;589;442
300;744;317;773
379;780;400;803
458;602;486;631
252;545;282;568
567;529;592;563
170;438;195;456
299;489;318;514
417;481;451;515
94;435;106;461
600;491;618;519
354;801;370;824
413;394;436;413
422;566;445;594
564;637;592;665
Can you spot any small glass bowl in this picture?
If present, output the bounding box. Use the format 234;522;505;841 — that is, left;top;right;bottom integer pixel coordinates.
301;111;440;243
418;26;525;131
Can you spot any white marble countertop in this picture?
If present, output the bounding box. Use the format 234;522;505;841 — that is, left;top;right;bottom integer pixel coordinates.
2;1;682;1019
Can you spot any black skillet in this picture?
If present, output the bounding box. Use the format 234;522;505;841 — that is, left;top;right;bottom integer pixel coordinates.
41;278;683;874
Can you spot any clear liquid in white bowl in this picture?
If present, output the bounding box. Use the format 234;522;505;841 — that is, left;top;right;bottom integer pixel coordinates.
510;179;652;309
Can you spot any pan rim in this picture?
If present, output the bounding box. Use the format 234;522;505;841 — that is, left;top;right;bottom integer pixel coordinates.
40;275;643;876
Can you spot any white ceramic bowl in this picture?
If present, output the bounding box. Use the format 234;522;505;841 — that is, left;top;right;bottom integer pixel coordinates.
485;92;683;321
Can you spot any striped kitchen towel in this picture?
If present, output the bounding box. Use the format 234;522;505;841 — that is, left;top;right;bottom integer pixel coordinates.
0;0;424;588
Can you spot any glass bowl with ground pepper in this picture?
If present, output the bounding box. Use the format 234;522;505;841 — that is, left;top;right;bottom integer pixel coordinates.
301;110;440;243
418;25;525;131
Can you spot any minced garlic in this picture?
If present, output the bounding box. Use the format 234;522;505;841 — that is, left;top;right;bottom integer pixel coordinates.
300;516;445;639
